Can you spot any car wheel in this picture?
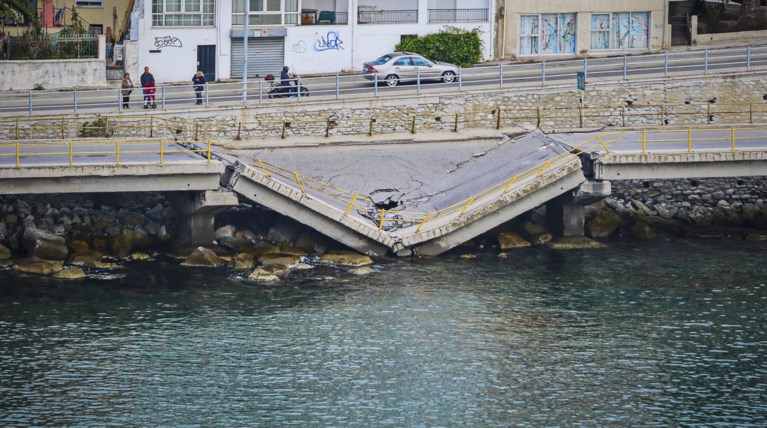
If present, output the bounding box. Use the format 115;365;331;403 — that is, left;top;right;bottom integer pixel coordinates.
385;74;399;87
442;71;456;83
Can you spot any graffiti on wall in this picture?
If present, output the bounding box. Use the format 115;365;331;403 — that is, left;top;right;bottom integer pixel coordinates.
314;31;343;52
154;36;183;49
292;40;308;53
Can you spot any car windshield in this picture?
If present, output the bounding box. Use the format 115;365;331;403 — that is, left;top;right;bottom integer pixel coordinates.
372;55;396;65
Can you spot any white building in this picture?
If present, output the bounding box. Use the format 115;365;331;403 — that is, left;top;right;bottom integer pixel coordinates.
124;0;493;83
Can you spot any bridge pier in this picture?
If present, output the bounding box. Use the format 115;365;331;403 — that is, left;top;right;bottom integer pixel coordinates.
166;190;239;244
546;181;611;237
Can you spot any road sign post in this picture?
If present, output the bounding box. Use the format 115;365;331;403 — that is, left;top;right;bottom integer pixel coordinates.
577;71;586;108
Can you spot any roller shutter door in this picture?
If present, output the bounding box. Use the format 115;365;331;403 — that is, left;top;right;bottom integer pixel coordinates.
231;37;284;78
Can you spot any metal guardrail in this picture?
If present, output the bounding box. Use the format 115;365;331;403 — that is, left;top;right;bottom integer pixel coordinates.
0;139;213;167
428;8;488;23
2;44;766;116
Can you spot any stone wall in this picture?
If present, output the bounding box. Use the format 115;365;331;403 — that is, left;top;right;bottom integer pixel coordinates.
611;177;767;209
4;71;767;141
0;35;107;91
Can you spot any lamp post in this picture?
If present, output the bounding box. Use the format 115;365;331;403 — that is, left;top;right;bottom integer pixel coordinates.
242;0;249;102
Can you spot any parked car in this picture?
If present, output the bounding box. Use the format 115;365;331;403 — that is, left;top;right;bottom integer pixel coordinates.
362;52;459;87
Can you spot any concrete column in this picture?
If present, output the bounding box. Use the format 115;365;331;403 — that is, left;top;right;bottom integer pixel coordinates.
546;180;611;237
546;194;585;237
166;190;239;245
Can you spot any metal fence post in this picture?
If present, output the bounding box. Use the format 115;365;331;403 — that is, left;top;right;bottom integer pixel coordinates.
374;74;379;97
747;45;751;69
583;58;588;80
73;89;78;114
297;76;302;99
664;51;669;75
623;55;627;79
161;85;166;109
336;75;340;99
204;82;209;106
258;80;262;103
704;49;709;73
416;68;421;94
117;88;122;112
28;92;32;115
458;68;462;90
499;63;504;87
542;61;546;84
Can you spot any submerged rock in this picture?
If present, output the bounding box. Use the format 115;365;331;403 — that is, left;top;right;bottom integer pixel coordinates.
497;232;531;250
585;210;622;238
351;267;375;275
53;266;87;280
548;237;607;250
0;244;11;260
246;267;283;284
320;251;374;267
258;254;302;267
14;258;64;275
181;247;224;268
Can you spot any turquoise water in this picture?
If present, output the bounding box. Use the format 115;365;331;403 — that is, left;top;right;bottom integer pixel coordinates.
1;238;766;426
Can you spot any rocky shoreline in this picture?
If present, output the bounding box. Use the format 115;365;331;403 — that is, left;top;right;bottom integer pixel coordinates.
2;189;766;283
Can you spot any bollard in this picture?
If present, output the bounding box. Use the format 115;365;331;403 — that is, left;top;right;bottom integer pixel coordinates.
236;122;242;140
453;113;459;132
281;121;287;139
496;108;501;129
410;116;416;134
368;117;376;136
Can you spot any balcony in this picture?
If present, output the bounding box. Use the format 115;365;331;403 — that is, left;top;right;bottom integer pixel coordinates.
357;7;418;24
428;8;488;23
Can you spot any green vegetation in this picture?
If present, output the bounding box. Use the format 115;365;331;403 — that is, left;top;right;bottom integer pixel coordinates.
395;26;483;68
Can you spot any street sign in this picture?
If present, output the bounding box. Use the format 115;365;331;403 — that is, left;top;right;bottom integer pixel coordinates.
576;72;585;90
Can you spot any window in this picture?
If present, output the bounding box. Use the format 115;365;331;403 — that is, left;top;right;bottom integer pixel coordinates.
520;13;576;55
76;0;103;7
591;12;650;50
153;0;215;26
232;0;299;25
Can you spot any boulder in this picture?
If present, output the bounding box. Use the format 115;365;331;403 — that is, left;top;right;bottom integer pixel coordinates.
0;244;11;260
14;258;64;275
22;227;68;260
68;240;90;254
247;267;283;284
108;233;133;258
528;233;553;246
497;231;531;250
258;254;302;267
231;252;256;270
53;266;87;280
215;225;237;240
320;251;374;267
585;210;623;238
627;221;656;239
181;247;224;268
278;245;308;257
267;223;301;244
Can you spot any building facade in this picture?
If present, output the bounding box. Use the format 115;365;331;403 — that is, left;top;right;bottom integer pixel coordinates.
496;0;671;60
125;0;494;83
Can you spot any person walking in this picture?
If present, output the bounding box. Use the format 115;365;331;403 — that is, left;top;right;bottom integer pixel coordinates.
192;71;206;105
140;66;157;109
121;73;133;109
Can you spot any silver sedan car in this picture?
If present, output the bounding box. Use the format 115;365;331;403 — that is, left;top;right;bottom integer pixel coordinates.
362;52;459;87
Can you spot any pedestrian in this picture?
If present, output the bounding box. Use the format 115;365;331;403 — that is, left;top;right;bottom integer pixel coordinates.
121;73;133;109
192;71;206;105
140;66;157;109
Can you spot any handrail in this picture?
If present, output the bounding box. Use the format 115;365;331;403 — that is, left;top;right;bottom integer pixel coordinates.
0;139;212;166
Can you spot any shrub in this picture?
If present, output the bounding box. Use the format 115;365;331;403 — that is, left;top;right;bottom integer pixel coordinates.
395;26;483;68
